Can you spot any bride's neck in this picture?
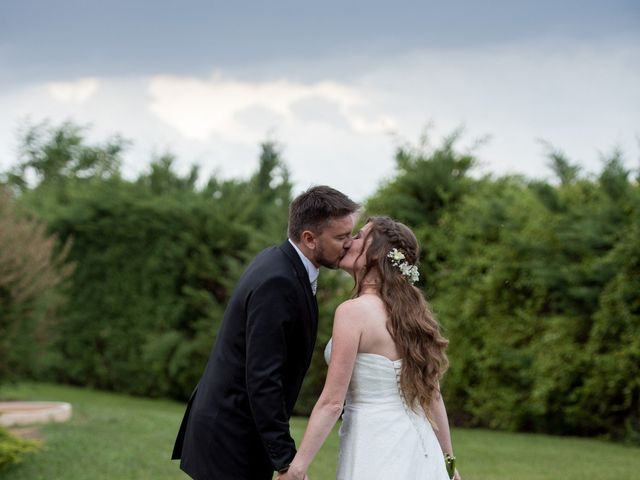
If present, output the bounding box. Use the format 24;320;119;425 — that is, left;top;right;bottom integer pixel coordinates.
358;273;380;296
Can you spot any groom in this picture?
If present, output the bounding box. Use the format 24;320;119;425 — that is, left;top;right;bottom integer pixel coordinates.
172;185;359;479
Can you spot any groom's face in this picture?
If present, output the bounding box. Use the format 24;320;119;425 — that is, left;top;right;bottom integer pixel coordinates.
312;214;355;269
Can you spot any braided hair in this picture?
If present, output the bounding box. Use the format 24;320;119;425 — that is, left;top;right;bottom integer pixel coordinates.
354;216;449;424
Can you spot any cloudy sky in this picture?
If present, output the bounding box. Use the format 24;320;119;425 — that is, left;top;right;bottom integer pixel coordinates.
1;1;638;200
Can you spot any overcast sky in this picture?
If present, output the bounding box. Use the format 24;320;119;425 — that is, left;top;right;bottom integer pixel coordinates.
1;0;638;200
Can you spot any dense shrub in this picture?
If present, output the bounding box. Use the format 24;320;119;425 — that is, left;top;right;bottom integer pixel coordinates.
3;121;638;442
3;123;292;400
367;140;639;441
0;427;40;471
0;189;71;384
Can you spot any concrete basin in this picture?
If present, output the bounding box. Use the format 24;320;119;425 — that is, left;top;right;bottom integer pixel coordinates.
0;401;72;427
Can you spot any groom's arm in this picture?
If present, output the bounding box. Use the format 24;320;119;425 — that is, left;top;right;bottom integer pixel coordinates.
245;275;298;471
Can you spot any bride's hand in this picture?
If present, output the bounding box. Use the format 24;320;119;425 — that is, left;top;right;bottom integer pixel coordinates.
276;467;307;480
453;468;461;480
275;473;307;480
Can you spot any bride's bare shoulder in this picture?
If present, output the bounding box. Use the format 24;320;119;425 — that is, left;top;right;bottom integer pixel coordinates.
335;295;384;319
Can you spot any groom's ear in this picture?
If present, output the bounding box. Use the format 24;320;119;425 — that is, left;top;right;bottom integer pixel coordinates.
300;230;317;251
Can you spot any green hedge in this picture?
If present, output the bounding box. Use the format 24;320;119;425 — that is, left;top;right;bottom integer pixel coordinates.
3;122;638;442
0;427;40;471
366;141;639;441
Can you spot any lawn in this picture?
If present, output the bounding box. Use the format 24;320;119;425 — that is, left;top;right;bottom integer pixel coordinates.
1;383;638;479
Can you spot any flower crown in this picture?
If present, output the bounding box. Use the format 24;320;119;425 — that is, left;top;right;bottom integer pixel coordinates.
387;248;420;285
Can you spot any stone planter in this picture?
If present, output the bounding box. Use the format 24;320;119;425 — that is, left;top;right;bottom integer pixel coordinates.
0;401;72;427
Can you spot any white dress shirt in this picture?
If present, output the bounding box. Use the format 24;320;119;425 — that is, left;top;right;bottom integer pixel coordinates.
288;239;319;294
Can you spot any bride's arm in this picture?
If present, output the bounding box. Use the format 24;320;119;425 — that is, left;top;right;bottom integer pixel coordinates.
279;301;363;479
430;383;454;455
430;383;461;479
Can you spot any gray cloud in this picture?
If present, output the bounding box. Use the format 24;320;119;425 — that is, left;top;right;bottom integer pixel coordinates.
1;0;638;86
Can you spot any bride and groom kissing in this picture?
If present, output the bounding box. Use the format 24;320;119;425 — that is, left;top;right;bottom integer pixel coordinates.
172;185;461;480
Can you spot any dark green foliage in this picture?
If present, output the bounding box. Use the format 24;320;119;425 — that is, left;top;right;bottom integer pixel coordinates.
45;182;244;397
365;131;476;294
371;137;639;441
3;121;638;442
434;153;640;438
0;189;72;384
4;120;124;195
573;184;640;440
4;123;293;400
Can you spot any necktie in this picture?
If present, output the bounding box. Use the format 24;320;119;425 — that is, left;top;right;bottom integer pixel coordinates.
311;277;318;295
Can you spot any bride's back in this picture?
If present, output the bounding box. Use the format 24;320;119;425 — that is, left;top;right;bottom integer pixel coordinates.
351;293;401;362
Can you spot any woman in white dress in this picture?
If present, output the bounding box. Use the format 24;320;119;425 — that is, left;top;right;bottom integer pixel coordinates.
278;216;461;480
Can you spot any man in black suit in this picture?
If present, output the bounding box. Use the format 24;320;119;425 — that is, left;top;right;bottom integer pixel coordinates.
172;185;359;479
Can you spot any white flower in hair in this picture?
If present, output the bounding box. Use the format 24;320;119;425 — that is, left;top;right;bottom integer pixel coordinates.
387;248;420;284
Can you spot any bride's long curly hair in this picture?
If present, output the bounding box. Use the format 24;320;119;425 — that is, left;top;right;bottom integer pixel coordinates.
354;216;449;423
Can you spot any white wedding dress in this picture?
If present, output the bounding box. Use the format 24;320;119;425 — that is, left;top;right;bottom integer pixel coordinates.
325;339;451;480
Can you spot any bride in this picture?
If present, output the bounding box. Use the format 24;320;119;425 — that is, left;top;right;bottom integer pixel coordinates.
278;216;461;480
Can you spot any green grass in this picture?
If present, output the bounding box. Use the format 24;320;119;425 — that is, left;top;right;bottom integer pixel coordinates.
1;382;638;479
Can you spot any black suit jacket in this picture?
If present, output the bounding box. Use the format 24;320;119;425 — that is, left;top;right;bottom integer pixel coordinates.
172;240;319;480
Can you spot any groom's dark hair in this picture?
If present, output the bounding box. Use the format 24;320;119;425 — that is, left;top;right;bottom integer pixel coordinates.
288;185;359;242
